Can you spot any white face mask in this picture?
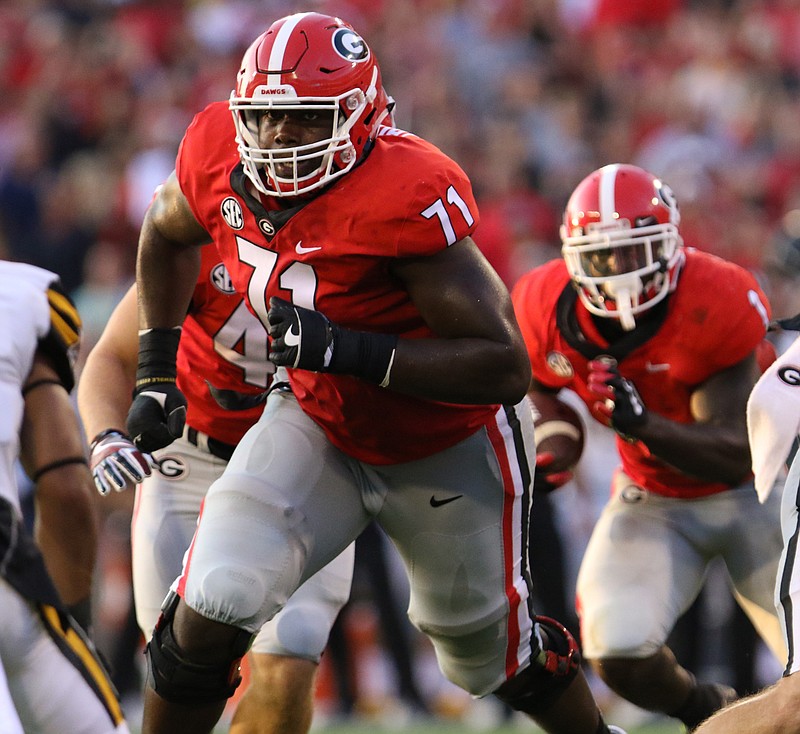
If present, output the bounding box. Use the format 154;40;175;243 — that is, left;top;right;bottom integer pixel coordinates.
562;222;683;330
602;275;644;331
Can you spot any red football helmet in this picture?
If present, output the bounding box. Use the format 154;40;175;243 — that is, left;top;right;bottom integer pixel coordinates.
229;12;393;198
560;163;684;330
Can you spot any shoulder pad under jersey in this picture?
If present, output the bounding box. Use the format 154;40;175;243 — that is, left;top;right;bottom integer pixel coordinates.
38;280;81;392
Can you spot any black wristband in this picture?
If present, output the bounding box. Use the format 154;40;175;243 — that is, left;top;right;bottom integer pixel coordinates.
136;327;181;388
328;325;398;385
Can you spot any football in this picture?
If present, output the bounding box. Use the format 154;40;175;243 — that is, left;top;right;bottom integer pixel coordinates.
529;393;585;473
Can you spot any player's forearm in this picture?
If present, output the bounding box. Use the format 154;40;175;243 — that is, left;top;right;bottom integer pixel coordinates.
388;336;531;405
632;413;752;485
268;295;531;405
78;350;136;438
23;381;98;605
35;466;98;605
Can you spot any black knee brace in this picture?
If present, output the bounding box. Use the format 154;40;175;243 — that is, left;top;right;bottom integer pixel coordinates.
494;615;581;716
145;592;253;704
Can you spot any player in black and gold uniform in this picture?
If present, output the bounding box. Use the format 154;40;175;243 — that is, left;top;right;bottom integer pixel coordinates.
0;260;129;733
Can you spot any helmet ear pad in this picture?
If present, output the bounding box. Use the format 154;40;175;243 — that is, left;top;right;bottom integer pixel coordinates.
229;12;392;198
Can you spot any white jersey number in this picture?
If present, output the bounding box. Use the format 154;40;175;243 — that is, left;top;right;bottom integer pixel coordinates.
420;186;475;246
236;235;317;321
212;298;274;388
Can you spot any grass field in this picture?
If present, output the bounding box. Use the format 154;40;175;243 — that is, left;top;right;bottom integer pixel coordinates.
138;723;684;734
126;711;687;734
124;690;690;734
309;723;683;734
155;714;687;734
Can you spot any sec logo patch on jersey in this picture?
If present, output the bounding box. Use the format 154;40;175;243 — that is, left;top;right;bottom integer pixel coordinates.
546;351;574;379
210;263;236;294
221;197;244;230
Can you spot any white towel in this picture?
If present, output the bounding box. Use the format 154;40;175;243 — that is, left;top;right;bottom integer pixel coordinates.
747;334;800;501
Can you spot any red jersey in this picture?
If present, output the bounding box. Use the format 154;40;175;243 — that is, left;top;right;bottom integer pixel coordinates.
176;101;495;464
176;244;270;446
512;250;771;498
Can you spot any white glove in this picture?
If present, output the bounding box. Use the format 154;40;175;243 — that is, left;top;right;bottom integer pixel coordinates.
89;429;153;495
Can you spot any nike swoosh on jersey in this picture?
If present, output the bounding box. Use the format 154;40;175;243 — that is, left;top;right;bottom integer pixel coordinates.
295;241;322;254
429;494;463;507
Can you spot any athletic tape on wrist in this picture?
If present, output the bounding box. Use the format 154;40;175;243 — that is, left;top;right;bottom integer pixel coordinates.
329;326;398;384
136;327;182;385
379;348;396;388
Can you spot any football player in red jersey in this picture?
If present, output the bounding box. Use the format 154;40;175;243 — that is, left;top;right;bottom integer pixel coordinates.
123;11;627;734
512;163;787;731
77;244;354;734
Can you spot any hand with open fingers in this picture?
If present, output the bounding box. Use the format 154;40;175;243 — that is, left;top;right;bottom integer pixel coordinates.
587;358;648;438
533;451;574;494
89;429;152;495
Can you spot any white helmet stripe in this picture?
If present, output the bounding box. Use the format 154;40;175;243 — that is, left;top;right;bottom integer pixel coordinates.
267;13;309;85
598;163;621;224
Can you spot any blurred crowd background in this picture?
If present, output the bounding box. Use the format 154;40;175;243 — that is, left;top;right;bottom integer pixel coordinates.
4;0;800;730
7;0;800;345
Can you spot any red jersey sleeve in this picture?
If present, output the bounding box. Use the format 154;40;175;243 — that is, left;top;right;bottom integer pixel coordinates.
360;129;480;258
176;101;239;231
677;250;771;373
511;259;573;390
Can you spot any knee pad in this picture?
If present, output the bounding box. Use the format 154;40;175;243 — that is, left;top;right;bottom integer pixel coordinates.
253;602;331;661
145;592;254;704
182;477;308;631
494;615;581;716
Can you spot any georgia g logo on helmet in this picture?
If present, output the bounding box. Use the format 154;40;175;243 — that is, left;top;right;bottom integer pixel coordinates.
332;28;370;62
655;180;680;224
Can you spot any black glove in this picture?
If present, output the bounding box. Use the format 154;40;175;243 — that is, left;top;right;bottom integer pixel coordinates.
267;297;397;385
267;297;332;370
587;358;648;438
126;327;187;452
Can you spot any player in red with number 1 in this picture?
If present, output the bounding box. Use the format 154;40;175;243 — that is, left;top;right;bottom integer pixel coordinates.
512;162;787;731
